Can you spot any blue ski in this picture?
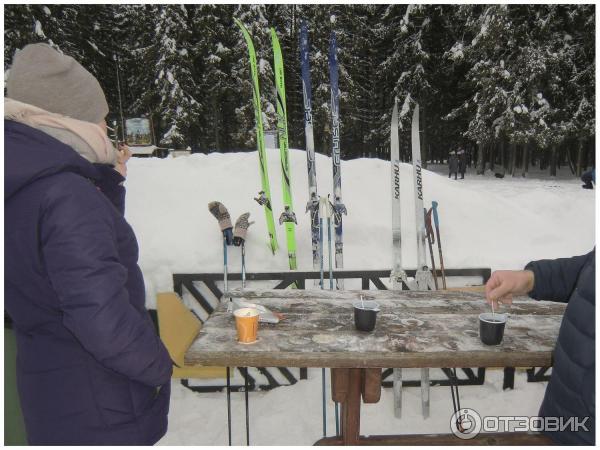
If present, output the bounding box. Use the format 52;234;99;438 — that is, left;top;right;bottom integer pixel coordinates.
328;31;347;289
300;21;321;275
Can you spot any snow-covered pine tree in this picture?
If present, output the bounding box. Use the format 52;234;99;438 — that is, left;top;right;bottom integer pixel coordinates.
189;4;235;151
230;5;276;149
264;4;305;151
379;5;435;165
3;4;595;165
142;5;201;148
4;5;57;67
446;4;595;176
330;5;381;158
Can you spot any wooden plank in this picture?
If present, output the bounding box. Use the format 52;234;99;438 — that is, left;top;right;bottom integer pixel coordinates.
184;280;215;315
369;278;388;290
186;349;555;370
186;292;564;369
223;288;562;315
361;368;381;403
331;368;350;403
445;285;486;293
315;432;555;446
273;278;297;289
341;369;362;445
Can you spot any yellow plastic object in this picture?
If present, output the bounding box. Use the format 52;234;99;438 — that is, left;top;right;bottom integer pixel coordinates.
156;292;226;379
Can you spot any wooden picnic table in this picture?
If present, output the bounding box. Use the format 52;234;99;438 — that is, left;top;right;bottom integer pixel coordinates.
185;289;565;445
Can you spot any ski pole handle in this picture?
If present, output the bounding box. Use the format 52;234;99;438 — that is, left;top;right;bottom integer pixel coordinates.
432;201;440;228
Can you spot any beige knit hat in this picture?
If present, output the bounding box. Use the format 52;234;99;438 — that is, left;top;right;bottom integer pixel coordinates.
6;43;109;124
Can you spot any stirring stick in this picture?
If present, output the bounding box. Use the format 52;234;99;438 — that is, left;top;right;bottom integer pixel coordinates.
361;295;365;309
491;300;496;319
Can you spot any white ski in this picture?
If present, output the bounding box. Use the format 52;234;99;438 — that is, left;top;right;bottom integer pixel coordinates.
411;102;435;419
390;99;410;291
390;99;410;419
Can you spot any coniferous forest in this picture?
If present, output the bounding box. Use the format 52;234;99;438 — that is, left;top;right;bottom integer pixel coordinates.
4;4;595;176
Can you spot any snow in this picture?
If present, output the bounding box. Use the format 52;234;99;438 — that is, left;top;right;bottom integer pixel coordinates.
121;150;594;445
402;4;414;26
448;42;464;60
258;58;268;75
215;42;226;54
399;94;412;121
34;20;45;38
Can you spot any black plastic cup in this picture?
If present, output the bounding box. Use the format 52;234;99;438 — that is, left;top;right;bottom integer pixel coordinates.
479;313;507;345
353;301;380;332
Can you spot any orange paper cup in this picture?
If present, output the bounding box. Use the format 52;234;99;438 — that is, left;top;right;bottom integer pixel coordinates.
234;307;259;344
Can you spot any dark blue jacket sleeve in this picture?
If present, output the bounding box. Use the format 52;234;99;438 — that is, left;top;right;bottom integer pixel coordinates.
40;176;172;387
525;251;594;303
93;164;126;215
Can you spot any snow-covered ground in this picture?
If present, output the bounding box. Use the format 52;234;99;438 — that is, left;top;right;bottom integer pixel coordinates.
122;149;594;445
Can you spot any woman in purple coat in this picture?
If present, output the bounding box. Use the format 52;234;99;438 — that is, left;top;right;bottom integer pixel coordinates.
4;44;173;445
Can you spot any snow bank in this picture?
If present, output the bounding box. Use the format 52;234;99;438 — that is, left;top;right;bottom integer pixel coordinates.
125;148;594;308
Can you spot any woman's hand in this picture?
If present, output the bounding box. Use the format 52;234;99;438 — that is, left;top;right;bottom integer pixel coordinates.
115;143;131;178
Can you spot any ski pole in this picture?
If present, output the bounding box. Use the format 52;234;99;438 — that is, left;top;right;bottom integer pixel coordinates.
327;210;340;436
424;208;439;290
319;216;324;290
233;212;252;290
244;367;250;445
321;367;327;437
241;243;246;289
431;201;447;289
317;196;328;437
326;198;339;434
327;215;334;291
226;366;232;445
223;235;230;311
208;201;234;308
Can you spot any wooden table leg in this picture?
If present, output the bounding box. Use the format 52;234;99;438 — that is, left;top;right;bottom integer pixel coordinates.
329;368;382;445
362;368;382;403
340;368;362;445
331;368;349;403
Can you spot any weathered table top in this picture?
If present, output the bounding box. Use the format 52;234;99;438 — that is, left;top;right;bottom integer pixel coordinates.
185;289;566;369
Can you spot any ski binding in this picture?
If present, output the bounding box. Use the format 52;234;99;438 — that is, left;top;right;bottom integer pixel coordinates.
279;206;298;225
254;191;271;209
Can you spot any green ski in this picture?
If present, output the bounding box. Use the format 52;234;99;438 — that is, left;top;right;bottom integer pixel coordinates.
271;27;297;270
234;18;278;254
